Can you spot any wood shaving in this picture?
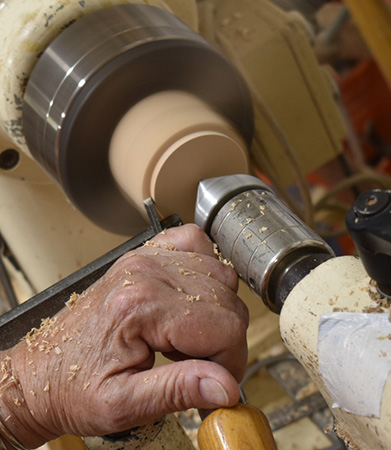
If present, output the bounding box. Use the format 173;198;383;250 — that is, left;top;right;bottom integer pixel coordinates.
143;240;160;248
66;293;79;310
186;295;200;303
83;382;91;390
68;365;81;381
213;243;234;268
25;317;60;352
44;382;50;392
123;280;135;287
229;200;243;212
0;357;17;397
38;342;58;354
179;268;196;276
376;334;391;340
185;309;191;316
259;227;268;233
143;241;177;251
62;333;71;343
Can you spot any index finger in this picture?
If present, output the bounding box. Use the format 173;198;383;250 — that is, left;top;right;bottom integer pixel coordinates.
148;224;238;292
153;224;216;257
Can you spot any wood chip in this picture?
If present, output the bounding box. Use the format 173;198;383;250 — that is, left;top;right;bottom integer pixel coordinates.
66;293;79;310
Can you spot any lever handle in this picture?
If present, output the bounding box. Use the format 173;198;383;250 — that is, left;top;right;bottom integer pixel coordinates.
197;404;278;450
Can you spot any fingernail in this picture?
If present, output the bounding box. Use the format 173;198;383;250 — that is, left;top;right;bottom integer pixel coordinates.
199;378;230;406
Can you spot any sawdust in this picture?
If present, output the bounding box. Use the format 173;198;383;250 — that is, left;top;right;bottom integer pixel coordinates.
65;293;79;310
213;243;234;269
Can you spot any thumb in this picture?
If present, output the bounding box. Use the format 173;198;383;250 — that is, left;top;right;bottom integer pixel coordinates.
107;359;240;429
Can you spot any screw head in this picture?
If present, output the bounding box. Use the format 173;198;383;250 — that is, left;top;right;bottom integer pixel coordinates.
353;190;390;218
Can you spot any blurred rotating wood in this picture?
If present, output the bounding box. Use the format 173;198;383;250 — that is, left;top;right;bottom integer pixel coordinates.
23;4;253;234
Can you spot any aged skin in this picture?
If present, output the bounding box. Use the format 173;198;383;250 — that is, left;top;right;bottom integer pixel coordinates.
0;224;249;448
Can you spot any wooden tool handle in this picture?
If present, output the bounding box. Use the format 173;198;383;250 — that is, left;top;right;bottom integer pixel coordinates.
197;404;278;450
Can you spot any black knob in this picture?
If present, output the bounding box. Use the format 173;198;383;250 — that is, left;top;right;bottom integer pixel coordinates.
346;190;391;297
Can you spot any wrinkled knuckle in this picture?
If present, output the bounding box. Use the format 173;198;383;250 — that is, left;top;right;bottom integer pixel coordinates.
222;263;239;286
164;374;190;412
116;253;158;274
133;278;159;300
184;223;203;236
230;309;249;338
95;394;127;430
108;289;134;313
239;299;250;327
185;224;210;244
113;277;158;310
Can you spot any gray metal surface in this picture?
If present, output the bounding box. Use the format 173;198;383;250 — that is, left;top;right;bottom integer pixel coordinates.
23;4;254;235
196;175;334;311
194;175;272;233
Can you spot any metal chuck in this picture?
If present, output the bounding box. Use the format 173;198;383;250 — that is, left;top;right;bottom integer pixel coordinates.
195;175;334;313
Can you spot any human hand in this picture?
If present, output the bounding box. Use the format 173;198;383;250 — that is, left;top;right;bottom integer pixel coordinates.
0;224;249;448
